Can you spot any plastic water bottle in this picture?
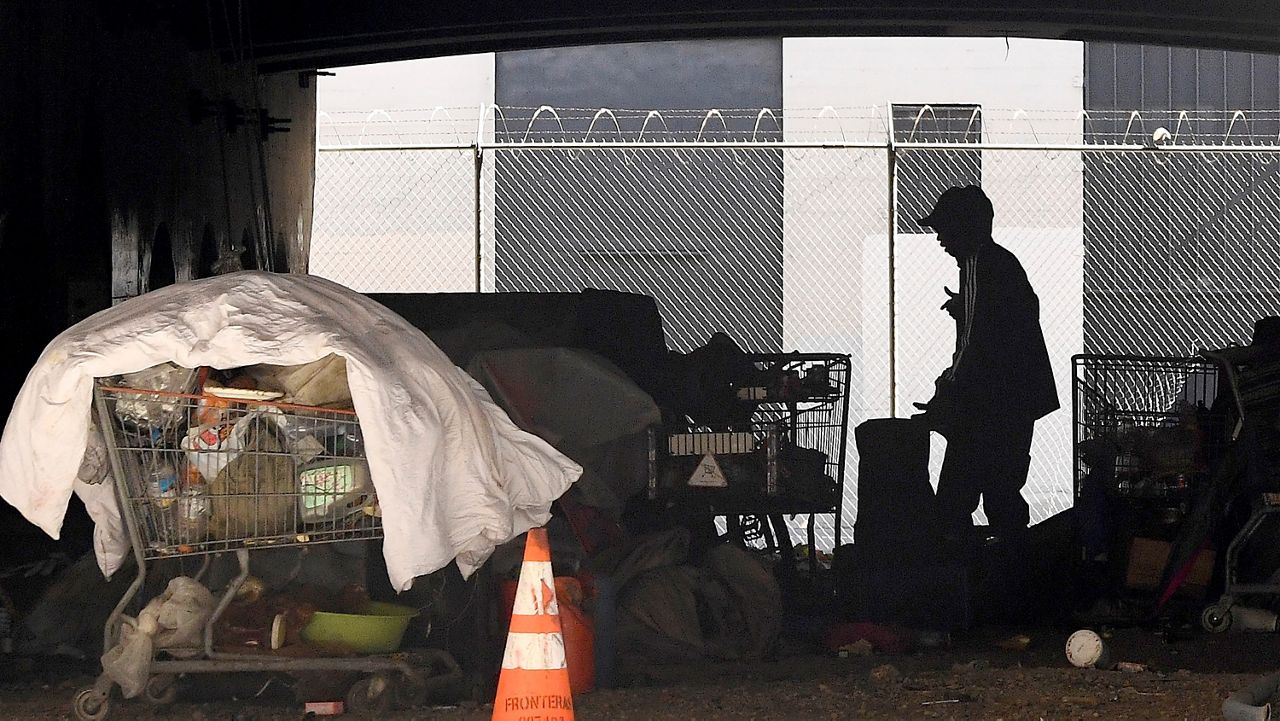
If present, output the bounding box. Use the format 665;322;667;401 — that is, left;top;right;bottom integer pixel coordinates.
175;483;209;545
146;460;179;509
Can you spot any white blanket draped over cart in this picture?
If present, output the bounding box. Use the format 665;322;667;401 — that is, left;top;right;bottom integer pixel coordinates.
0;271;581;591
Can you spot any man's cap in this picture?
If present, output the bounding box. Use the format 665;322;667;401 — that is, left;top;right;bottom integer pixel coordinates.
918;185;994;229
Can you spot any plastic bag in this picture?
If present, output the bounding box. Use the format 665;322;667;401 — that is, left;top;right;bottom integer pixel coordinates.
76;423;109;485
262;409;327;464
100;618;154;699
114;363;198;424
246;354;352;408
180;411;264;480
208;420;297;541
100;576;213;698
153;577;214;654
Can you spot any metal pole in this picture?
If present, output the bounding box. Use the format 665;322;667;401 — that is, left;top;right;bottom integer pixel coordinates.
94;388;149;653
474;102;486;293
474;145;483;293
887;140;898;418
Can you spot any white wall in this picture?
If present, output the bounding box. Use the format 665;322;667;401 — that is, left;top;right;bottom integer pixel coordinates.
317;54;495;145
311;55;495;292
783;37;1085;529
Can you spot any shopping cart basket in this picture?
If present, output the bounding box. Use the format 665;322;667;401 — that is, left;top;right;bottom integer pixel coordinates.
72;383;459;721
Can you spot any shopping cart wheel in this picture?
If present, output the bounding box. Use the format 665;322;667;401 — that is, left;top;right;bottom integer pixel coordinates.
1202;603;1233;633
346;674;392;717
72;686;111;721
392;671;428;709
142;674;179;705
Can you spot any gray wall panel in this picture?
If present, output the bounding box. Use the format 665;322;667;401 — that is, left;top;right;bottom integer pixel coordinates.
493;39;785;352
1141;45;1170;109
1226;52;1254;110
1115;44;1144;111
1197;49;1226;111
1083;41;1280;355
1170;47;1199;110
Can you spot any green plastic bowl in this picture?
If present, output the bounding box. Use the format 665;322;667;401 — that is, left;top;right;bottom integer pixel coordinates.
301;601;418;654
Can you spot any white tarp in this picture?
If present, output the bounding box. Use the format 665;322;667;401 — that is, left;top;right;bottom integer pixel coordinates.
0;271;581;591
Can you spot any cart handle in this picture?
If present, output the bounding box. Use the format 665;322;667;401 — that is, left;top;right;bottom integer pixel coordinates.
97;385;359;417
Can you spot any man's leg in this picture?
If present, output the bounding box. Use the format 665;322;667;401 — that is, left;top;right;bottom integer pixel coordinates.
980;419;1035;540
977;419;1036;621
935;429;984;555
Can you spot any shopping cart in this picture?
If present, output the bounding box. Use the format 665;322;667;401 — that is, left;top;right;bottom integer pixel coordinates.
647;352;851;574
72;383;460;721
1072;354;1220;506
1070;354;1224;611
1195;350;1280;632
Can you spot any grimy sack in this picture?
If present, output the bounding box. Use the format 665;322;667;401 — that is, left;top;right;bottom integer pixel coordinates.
207;418;297;541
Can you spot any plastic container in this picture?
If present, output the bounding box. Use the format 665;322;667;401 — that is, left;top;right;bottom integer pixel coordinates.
145;460;179;509
501;577;595;693
1065;629;1112;669
300;602;417;653
298;459;372;524
174;482;209;545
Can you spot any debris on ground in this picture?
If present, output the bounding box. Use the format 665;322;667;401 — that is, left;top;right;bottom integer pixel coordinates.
994;633;1032;651
869;663;902;685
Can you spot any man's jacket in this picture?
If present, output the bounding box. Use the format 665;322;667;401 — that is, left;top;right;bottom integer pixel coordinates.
940;240;1059;423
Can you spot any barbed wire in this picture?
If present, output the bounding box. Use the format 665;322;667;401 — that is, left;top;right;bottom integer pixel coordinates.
317;106;1280;147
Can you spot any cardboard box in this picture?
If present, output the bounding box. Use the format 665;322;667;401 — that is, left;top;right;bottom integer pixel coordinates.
1125;537;1215;598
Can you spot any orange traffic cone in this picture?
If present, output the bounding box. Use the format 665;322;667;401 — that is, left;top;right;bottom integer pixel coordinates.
492;528;575;721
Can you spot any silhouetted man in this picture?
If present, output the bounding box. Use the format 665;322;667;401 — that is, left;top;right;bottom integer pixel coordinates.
913;186;1058;555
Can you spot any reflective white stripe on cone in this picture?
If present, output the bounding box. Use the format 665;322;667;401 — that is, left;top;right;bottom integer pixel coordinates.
502;631;568;671
510;561;558;616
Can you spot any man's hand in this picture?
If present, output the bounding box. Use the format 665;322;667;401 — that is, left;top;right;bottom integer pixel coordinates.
911;401;942;431
941;286;961;320
915;379;960;435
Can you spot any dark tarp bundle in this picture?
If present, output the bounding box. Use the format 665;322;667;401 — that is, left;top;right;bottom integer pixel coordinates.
598;529;781;678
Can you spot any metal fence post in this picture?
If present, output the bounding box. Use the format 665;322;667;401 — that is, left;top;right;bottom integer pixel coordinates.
473;144;483;293
474;103;486;293
887;139;898;417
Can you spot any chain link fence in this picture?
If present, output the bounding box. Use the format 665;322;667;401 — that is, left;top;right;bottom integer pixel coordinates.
312;127;1280;548
311;148;478;292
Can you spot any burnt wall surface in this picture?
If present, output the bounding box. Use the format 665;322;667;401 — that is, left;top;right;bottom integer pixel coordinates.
0;1;316;558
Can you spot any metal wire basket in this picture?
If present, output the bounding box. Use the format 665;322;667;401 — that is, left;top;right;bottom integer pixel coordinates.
1072;354;1222;501
648;352;851;517
95;385;382;560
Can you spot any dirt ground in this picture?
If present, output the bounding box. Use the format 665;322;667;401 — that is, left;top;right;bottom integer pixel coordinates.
5;624;1278;721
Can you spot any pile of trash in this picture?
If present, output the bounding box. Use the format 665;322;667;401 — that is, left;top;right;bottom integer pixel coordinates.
0;271;581;592
86;356;372;552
